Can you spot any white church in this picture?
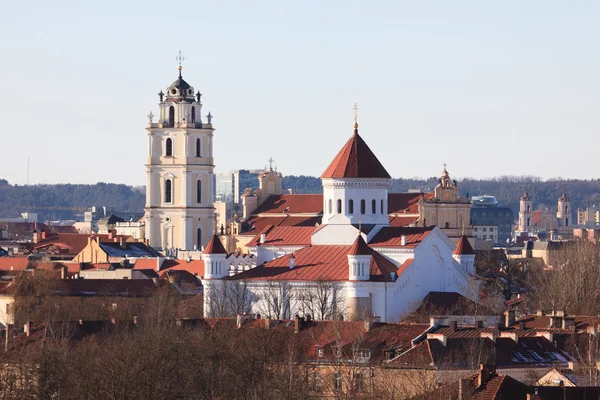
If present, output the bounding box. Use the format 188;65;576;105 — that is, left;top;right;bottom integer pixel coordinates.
200;123;478;322
144;66;478;322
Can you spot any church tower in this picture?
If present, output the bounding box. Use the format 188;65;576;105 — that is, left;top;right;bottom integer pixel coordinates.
556;193;571;228
145;60;215;255
518;192;532;232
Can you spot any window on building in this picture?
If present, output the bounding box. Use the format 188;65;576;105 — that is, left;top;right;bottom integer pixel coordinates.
483;235;487;240
197;228;202;250
360;199;366;215
168;106;175;127
197;180;202;203
334;373;342;391
566;218;569;227
474;227;478;232
191;106;196;123
311;371;320;391
165;179;172;203
489;227;494;231
337;199;342;214
482;227;487;232
196;138;201;157
354;373;364;392
334;345;342;358
349;199;354;214
445;222;449;229
166;138;173;156
372;199;376;214
381;199;384;214
316;347;323;357
328;199;332;214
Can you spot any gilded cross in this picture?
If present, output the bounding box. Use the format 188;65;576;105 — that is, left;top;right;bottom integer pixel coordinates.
176;50;185;69
353;103;359;125
268;157;274;170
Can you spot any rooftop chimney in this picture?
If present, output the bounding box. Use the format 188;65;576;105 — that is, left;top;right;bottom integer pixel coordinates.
24;321;31;337
294;315;304;333
32;230;40;244
60;265;68;280
41;230;47;240
364;315;381;332
450;320;458;332
505;309;516;328
289;253;295;269
400;235;407;246
259;233;266;244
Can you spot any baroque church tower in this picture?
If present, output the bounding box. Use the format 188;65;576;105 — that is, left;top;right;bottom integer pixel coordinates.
145;61;215;254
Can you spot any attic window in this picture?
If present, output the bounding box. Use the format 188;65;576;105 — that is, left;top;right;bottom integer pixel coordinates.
316;347;323;357
334;345;342;358
355;349;371;360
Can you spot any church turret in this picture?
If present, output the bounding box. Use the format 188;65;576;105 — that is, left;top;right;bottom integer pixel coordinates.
518;191;533;232
145;52;216;253
452;234;475;275
202;234;229;279
347;234;372;281
556;193;571;228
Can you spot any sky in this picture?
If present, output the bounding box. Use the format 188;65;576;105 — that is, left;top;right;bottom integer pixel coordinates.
1;1;599;186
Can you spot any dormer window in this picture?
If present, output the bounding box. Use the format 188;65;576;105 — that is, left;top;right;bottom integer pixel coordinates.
316;347;323;357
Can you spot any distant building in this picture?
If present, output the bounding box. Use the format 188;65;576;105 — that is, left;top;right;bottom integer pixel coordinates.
470;195;514;244
577;205;599;228
516;192;572;238
215;169;264;204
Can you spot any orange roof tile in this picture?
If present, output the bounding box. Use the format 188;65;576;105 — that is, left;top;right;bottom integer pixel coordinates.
252;194;323;215
246;225;316;247
387;192;433;214
203;235;227;255
320;129;390;179
454;235;475;255
369;226;434;248
388;215;420;227
0;257;31;271
229;244;397;282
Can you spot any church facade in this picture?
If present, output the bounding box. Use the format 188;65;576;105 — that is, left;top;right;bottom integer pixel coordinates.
144;66;215;255
201;122;478;322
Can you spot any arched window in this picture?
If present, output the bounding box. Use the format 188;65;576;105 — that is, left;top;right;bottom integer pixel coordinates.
165;179;172;203
360;199;366;215
196;138;201;157
380;199;384;214
527;217;530;226
165;138;173;156
168;106;175;127
349;199;354;214
445;222;449;229
197;228;202;250
337;199;342;214
197;180;202;203
328;199;332;214
565;205;568;213
191;106;196;123
372;199;376;214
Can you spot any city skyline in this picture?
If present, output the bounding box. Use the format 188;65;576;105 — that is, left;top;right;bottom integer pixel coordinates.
2;1;599;185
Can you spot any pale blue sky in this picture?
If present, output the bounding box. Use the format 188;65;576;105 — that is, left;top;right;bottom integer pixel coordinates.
1;1;599;185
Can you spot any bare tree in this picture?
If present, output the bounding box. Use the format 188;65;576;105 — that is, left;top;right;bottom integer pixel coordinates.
208;280;257;317
258;281;293;319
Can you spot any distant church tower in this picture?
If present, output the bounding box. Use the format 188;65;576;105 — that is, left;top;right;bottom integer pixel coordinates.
556;193;571;228
518;192;532;232
145;59;215;254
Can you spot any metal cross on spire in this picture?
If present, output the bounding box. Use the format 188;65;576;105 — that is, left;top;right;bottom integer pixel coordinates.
176;50;185;76
268;157;274;170
353;103;359;129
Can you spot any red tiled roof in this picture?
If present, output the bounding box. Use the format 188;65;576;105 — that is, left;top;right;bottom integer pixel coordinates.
229;244;398;282
454;235;475;255
320;129;391;179
387;193;433;214
369;226;434;248
348;234;371;256
246;225;316;247
203;235;227;255
388;215;420;227
252;194;323;215
161;259;205;277
0;257;31;271
321;128;391;179
32;233;133;256
242;215;321;235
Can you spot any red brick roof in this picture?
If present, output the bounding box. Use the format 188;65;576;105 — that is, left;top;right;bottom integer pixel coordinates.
387;193;433;214
246;225;316;247
242;215;321;235
203;234;227;255
252;194;323;215
348;234;371;256
369;226;434;248
229;244;398;282
320;129;391;179
454;235;475;255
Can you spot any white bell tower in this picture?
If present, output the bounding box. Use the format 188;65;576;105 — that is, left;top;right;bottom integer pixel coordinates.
145;54;215;255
